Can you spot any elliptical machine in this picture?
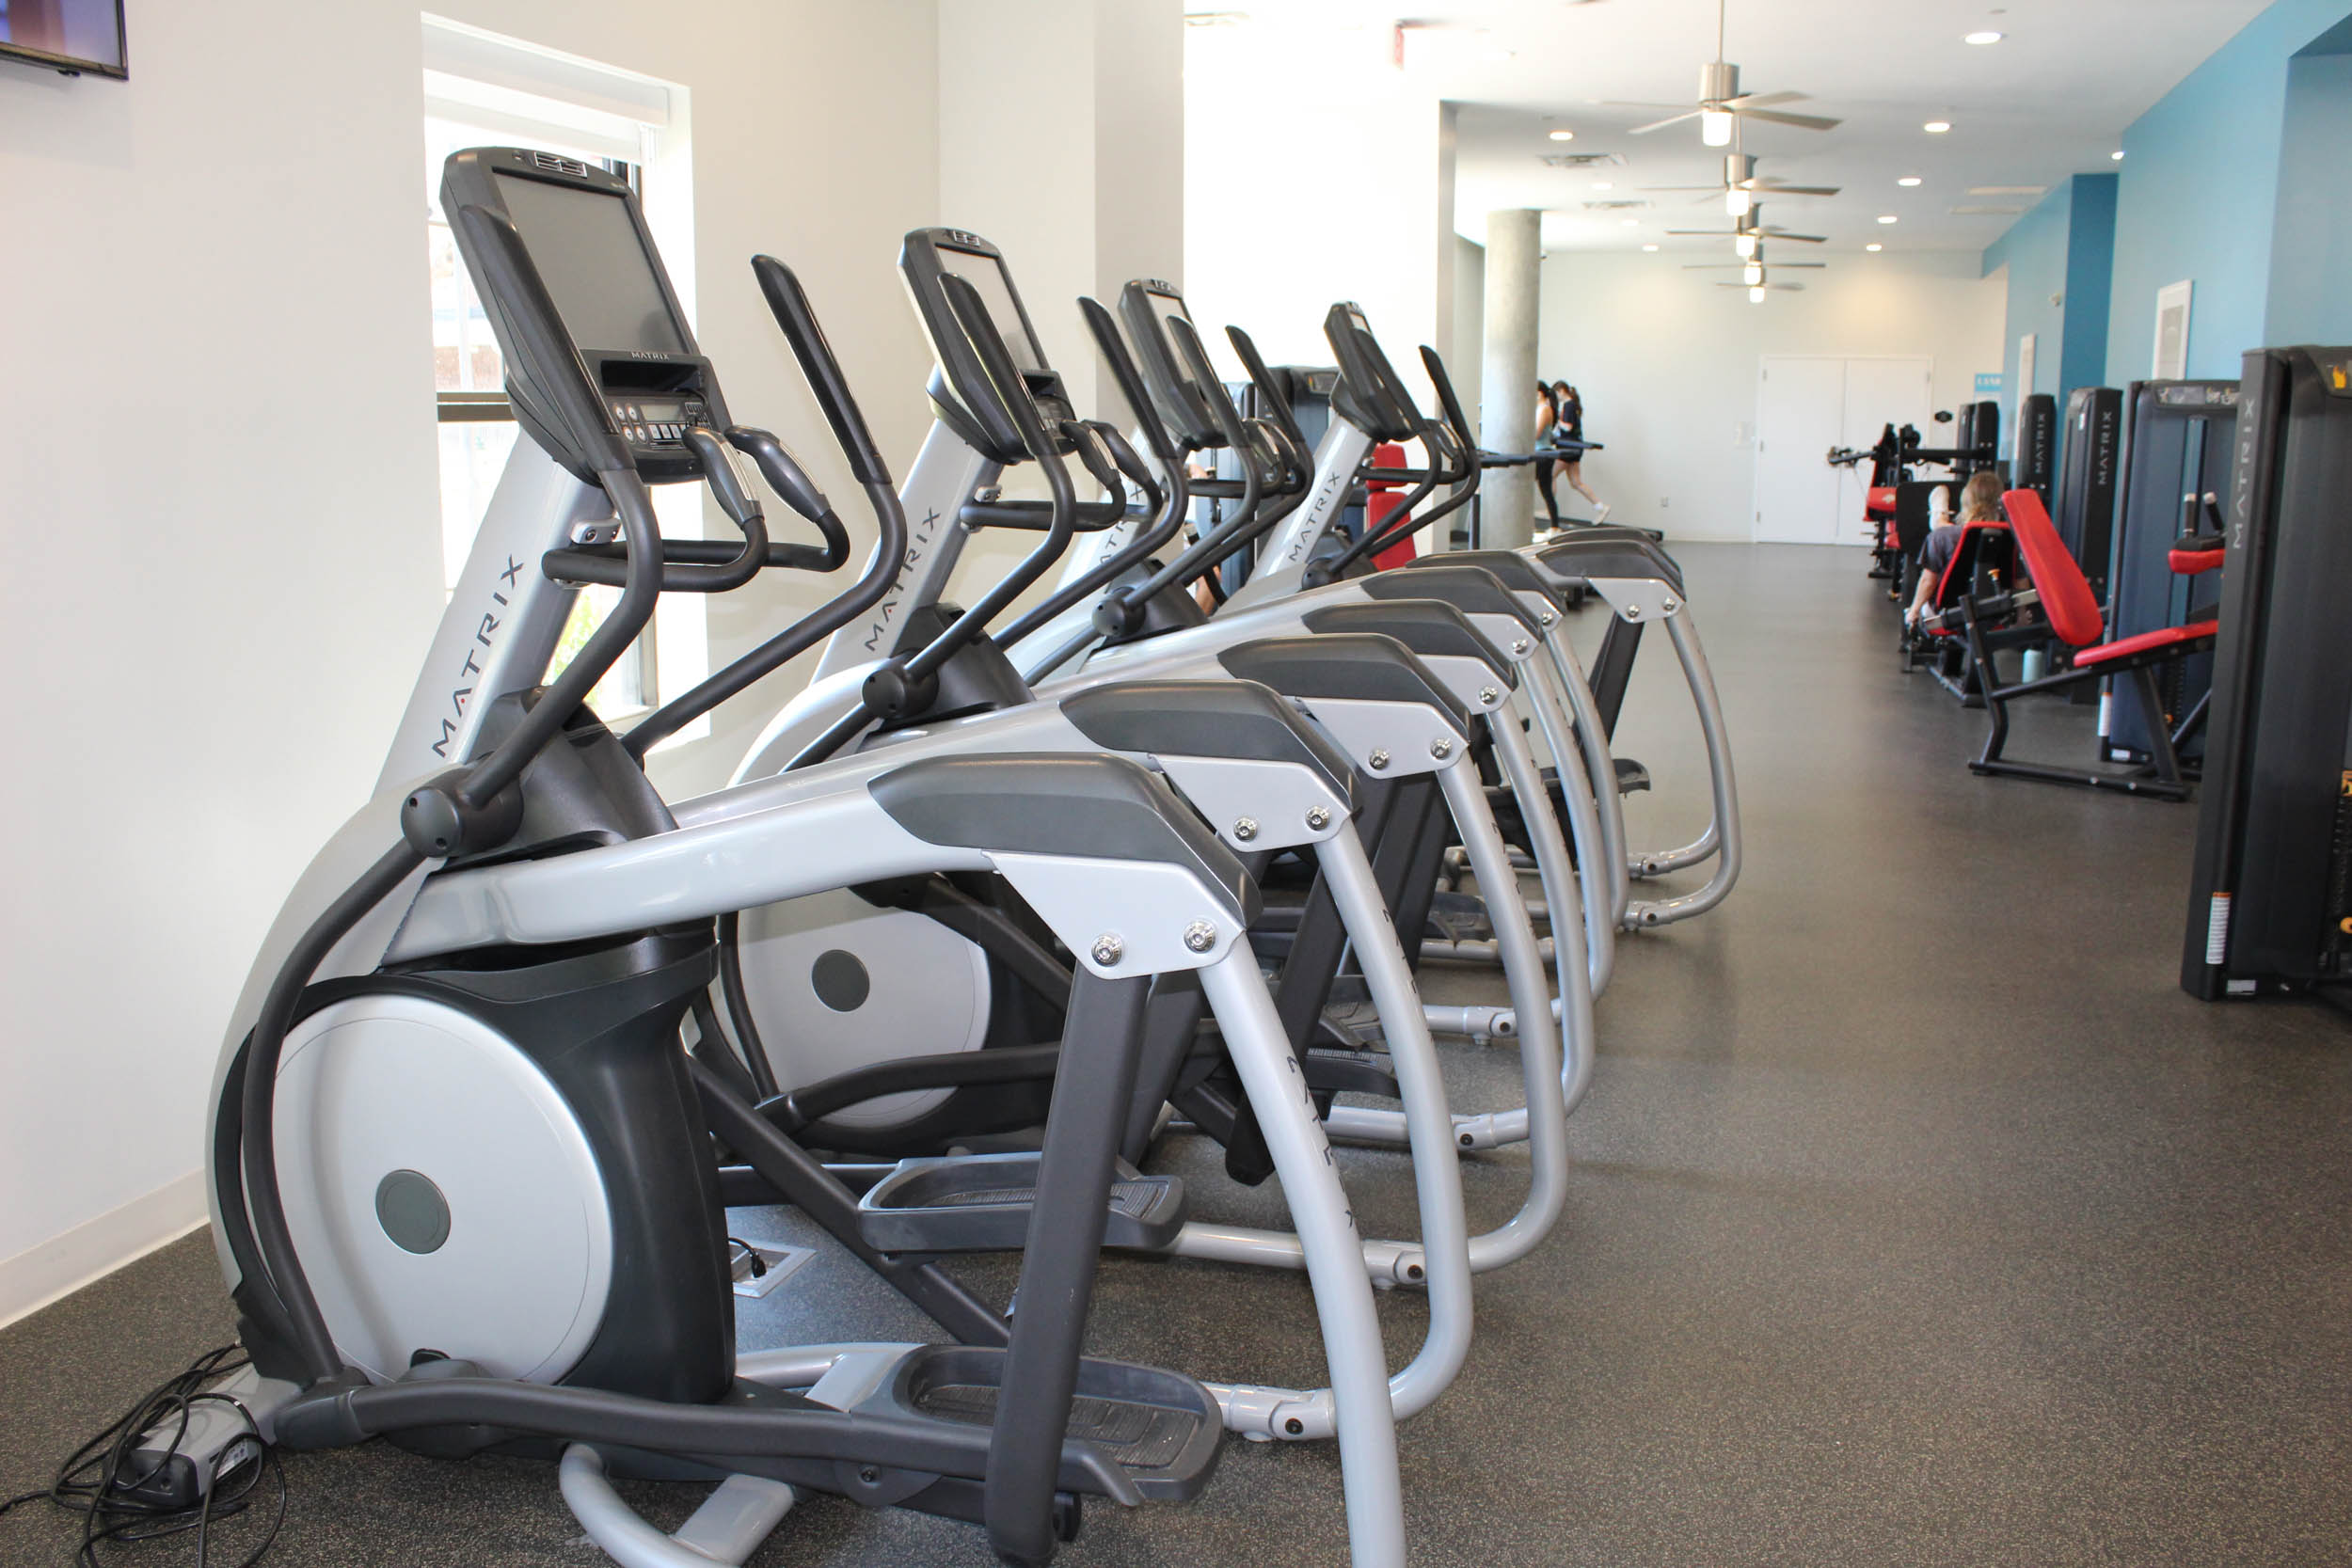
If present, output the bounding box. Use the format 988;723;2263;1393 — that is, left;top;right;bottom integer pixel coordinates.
195;149;1419;1568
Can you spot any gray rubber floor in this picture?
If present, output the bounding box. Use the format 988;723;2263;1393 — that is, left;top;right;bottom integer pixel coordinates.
5;541;2346;1567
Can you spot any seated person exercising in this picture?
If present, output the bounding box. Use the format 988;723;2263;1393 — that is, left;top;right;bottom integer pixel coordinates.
1905;468;2003;629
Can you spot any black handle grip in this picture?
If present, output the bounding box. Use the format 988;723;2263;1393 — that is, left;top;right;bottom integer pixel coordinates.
1065;420;1121;497
1420;344;1474;451
1166;314;1249;453
456;204;629;476
726;426;831;525
684;428;760;526
1085;420;1159;510
944;274;1058;463
751;254;893;487
1224;325;1307;450
1079;295;1178;465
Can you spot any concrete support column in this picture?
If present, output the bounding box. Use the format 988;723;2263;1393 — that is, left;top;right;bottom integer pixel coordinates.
1479;209;1542;550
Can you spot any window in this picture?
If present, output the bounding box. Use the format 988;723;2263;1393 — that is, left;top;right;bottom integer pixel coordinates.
421;17;702;733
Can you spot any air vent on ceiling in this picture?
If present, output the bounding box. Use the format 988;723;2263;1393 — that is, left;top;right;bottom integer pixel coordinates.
1542;151;1627;168
531;151;594;178
1951;204;2026;215
1582;198;1650;211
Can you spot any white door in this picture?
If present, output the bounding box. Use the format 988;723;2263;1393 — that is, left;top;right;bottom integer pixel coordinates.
1754;356;1849;544
1834;357;1932;544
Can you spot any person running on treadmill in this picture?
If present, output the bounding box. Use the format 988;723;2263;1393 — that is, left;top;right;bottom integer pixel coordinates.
1547;380;1608;523
1905;468;2003;628
1533;383;1564;527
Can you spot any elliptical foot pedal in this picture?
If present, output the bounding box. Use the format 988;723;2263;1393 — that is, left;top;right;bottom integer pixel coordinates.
1612;756;1650;794
857;1152;1186;1254
879;1345;1222;1502
1422;889;1494;942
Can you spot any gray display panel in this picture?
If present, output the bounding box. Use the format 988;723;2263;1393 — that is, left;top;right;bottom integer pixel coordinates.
492;170;688;356
941;250;1042;372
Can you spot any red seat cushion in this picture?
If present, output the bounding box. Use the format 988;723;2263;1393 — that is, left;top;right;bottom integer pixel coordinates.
2169;547;2225;575
1867;485;1897;515
2072;619;2219;668
2002;489;2106;648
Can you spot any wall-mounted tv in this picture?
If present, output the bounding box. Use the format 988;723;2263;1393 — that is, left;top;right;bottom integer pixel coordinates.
0;0;126;79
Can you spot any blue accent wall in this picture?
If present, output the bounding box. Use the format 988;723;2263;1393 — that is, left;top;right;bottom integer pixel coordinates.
2106;0;2352;383
2265;51;2352;344
1983;181;2071;423
1980;173;2117;459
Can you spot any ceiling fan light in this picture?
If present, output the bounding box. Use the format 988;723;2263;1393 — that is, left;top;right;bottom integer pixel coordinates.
1701;109;1736;147
1726;187;1754;217
1735;232;1759;259
1744;262;1765;286
1749;285;1768;304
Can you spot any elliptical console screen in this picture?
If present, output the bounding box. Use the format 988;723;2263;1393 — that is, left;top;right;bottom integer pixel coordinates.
492;170;689;356
942;251;1044;372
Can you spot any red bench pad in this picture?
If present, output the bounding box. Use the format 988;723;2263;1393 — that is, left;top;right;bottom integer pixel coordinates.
2071;619;2219;668
2168;547;2225;575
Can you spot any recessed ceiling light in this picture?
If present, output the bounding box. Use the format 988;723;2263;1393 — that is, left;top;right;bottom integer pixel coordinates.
1964;31;2004;44
1866;243;1883;252
1878;214;1899;224
1592;181;1613;190
1549;129;1576;141
1899;177;1922;187
1642;244;1660;252
2111;149;2126;161
1924;120;1952;134
1620;217;1639;227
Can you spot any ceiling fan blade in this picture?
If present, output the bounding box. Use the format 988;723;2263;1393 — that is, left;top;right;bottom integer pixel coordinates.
1755;182;1841;197
1726;90;1808;109
1760;230;1828;244
1627;111;1702;135
1772;262;1829;269
1735;107;1843;132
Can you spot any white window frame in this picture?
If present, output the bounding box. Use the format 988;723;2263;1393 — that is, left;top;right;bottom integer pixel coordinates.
421;15;707;744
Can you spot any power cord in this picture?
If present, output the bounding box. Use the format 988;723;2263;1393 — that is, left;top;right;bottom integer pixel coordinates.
0;1344;287;1567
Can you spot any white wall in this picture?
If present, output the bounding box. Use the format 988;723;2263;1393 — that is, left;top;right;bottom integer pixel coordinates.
1452;235;1486;424
0;0;945;1324
1184;20;1448;377
932;0;1184;625
1535;251;2006;541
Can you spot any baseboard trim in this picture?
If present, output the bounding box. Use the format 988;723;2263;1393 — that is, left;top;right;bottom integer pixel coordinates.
0;1171;209;1331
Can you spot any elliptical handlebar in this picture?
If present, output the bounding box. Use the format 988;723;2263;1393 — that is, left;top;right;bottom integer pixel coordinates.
1224;324;1307;451
993;296;1192;658
622;257;911;758
1317;344;1479;578
898;274;1078;687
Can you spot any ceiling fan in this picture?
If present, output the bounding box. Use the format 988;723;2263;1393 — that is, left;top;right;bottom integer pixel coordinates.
1610;0;1841;147
1666;202;1827;256
1645;152;1840;216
